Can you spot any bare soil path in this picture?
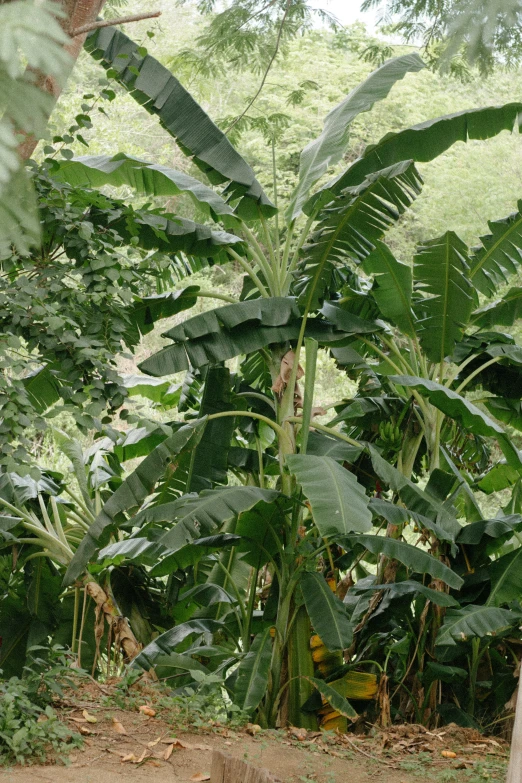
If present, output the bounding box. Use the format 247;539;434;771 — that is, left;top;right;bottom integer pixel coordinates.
0;682;509;783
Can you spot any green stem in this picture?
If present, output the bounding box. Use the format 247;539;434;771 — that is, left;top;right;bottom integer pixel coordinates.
214;559;247;637
195;290;238;304
206;410;293;452
286;417;361;448
299;337;318;455
255;436;266;487
243;563;260;651
272;138;280;264
62;487;94;521
455;355;502;395
71;585;80;655
227;248;270;297
381;335;416;376
236;391;276;411
286;213;316;278
444;352;477;388
241;223;277;293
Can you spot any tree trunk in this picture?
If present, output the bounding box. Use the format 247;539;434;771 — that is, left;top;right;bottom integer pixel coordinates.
507;670;522;783
18;0;107;160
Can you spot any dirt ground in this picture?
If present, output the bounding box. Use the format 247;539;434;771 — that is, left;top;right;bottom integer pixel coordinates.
0;682;510;783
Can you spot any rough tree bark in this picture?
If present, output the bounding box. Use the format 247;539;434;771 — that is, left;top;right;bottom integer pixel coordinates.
17;0;107;160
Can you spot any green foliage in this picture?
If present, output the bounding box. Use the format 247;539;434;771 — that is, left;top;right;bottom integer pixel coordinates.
84;25;276;220
288;52;425;219
0;646;83;764
4;11;522;741
0;0;71;255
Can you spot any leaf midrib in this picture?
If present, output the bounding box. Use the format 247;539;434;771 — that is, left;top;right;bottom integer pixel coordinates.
469;213;522;284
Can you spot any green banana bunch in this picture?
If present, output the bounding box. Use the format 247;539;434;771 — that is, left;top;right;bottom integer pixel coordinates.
378;420;402;450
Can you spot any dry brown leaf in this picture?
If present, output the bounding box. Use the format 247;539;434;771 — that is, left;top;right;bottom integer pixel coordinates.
289;726;308;741
147;736;162;747
121;753;137;763
138;705;156;717
112;717;127;735
190;774;210;782
82;710;97;724
136;749;149;764
163;744;174;761
79;725;94;736
441;750;457;759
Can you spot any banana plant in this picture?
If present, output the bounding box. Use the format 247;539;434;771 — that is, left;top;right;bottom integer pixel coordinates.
50;24;522;729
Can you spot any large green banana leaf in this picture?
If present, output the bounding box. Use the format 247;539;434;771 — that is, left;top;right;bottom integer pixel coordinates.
472;286;522;328
147;486;282;554
487;548;522;607
360;240;415;336
301;571;353;651
436;604;520;647
63;419;207;586
391;375;522;469
303;677;357;720
484;397;522;432
355;579;459;607
370;497;456;545
369;446;462;540
306;103;522;214
85;27;275;220
128;288;200;340
287;53;425;220
351;534;463;589
287;454;372;537
122;375;180;406
233;629;272;714
413;232;473;364
477;464;521;494
468;202;522;296
132;619;224;671
457;515;522;546
53;154;237;225
297;160;422;310
115;209;243;258
188;366;235;492
139;297;376;376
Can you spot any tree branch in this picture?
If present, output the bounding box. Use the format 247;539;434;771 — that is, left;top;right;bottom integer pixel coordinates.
70;11;161;37
225;0;292;134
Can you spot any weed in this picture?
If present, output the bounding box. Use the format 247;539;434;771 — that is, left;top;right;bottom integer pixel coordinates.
0;645;83;765
160;669;249;728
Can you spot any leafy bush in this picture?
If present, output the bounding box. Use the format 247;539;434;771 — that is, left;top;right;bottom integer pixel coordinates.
0;646;83;765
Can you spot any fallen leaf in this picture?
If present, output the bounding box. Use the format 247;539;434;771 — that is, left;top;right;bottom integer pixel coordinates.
441;750;457;759
136;749;149;764
163;744;174;761
79;725;94;736
82;710;97;724
138;705;156;717
147;736;162;747
289;726;308;741
69;716;87;724
121;753;137;763
161;738;211;751
112;717;127;734
190;774;210;782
